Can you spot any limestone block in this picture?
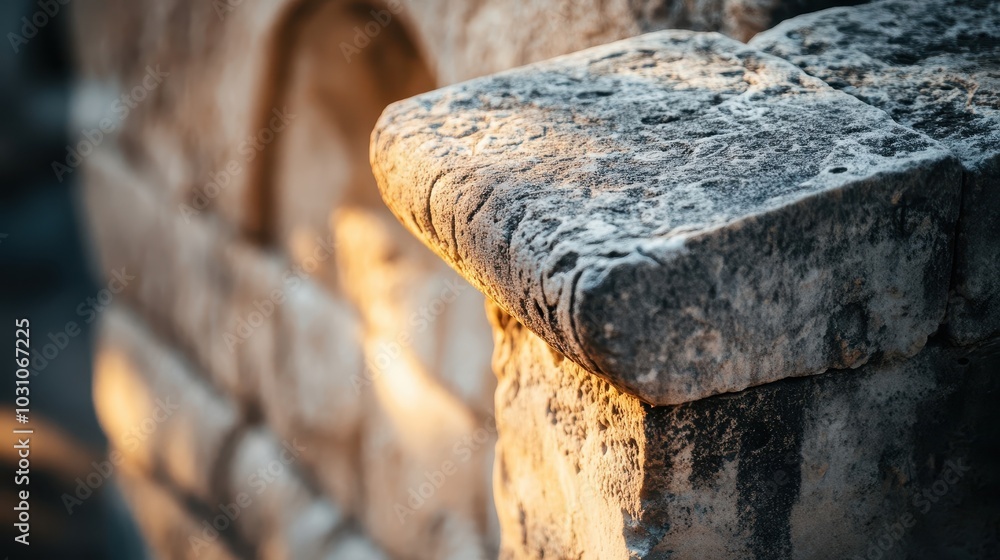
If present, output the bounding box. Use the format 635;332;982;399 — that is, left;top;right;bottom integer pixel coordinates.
94;305;240;504
82;149;248;400
97;308;380;559
490;301;1000;560
117;465;240;560
373;30;962;405
71;0;435;242
750;0;1000;344
114;426;386;560
403;0;869;84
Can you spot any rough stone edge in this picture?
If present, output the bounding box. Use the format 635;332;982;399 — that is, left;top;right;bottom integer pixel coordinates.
372;30;964;405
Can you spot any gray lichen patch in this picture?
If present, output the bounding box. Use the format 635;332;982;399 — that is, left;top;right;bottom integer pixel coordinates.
372;30;963;405
751;0;1000;345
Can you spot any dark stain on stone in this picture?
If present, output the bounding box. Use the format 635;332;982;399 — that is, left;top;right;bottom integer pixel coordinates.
640;381;808;558
551;251;579;275
734;383;807;560
682;402;738;490
576;90;615;99
641;114;680;125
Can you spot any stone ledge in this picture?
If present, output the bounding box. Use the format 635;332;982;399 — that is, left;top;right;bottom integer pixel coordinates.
372;30;962;405
750;0;1000;345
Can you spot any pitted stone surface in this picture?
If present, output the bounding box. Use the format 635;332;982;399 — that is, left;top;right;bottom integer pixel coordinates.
373;30;962;405
490;301;1000;560
751;0;1000;344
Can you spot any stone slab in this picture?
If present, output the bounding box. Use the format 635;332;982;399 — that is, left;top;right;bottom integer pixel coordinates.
490;301;1000;560
373;30;963;405
751;0;1000;344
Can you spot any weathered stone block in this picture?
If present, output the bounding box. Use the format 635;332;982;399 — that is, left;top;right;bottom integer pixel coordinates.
490;302;1000;560
373;30;962;405
750;0;1000;345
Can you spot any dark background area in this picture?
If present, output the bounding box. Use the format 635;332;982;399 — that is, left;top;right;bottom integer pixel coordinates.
1;1;145;558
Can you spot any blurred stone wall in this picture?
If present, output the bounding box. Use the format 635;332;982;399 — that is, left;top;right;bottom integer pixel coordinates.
69;0;867;558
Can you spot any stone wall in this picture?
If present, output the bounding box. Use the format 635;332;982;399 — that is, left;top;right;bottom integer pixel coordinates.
68;0;1000;558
